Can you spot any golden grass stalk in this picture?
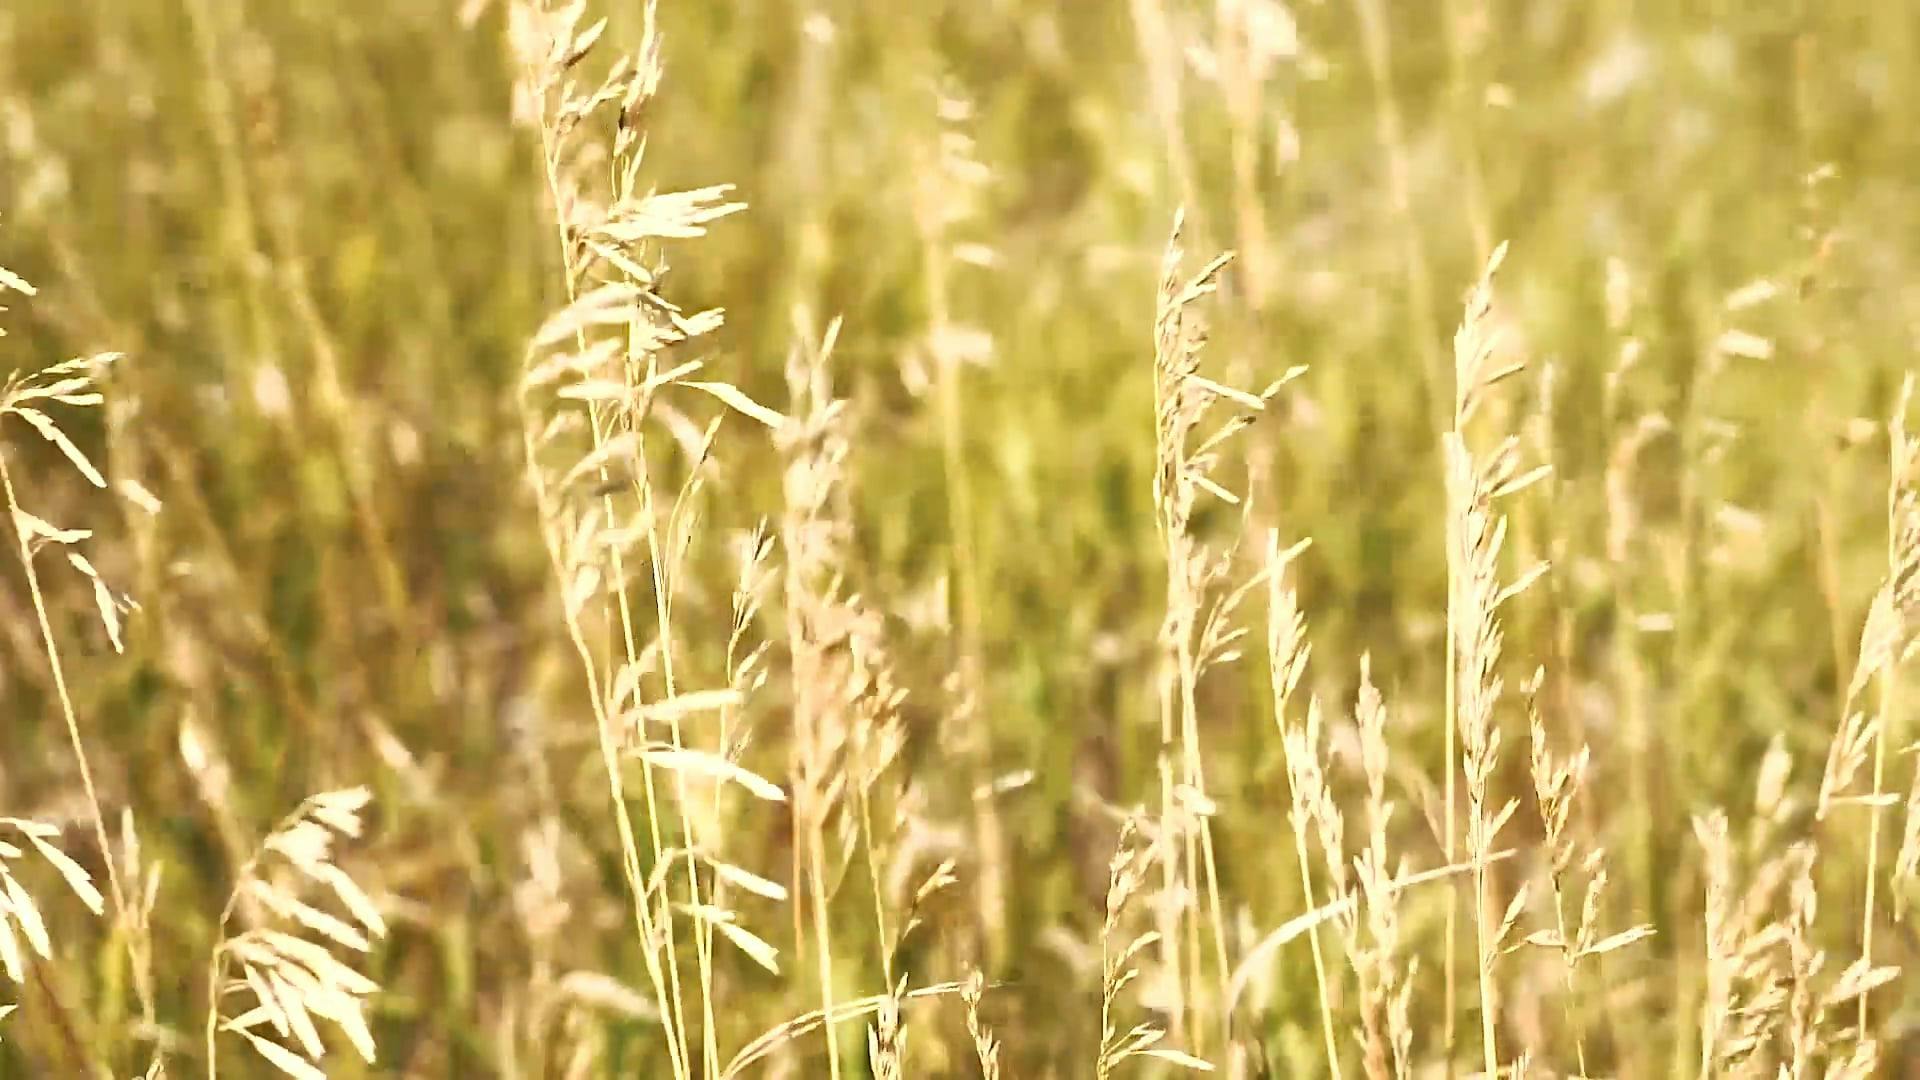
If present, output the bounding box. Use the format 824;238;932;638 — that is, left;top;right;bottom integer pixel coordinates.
1;356;131;902
1811;377;1920;1057
779;313;851;1079
1149;210;1294;1052
1444;241;1548;1077
778;312;911;1077
1523;671;1653;1077
0;262;138;1046
1697;741;1895;1078
1279;650;1421;1080
1265;532;1341;1079
1097;819;1213;1078
866;860;958;1079
1857;373;1918;1033
512;4;788;1076
1694;809;1775;1077
1350;658;1415;1080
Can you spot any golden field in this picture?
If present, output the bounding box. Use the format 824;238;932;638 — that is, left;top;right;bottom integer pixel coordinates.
4;1;1920;1076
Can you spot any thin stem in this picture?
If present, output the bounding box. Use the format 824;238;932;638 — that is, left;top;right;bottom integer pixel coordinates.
1548;880;1590;1078
203;882;247;1080
0;452;130;947
1861;656;1895;1034
1861;425;1904;1036
1180;636;1231;1052
807;810;843;1080
1471;824;1499;1077
1443;558;1459;1065
205;945;223;1079
1291;826;1345;1080
1098;931;1117;1080
530;93;699;1075
639;451;720;1075
521;412;688;1080
1156;682;1186;1043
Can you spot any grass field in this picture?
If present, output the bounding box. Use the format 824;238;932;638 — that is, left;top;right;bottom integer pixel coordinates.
5;0;1920;1076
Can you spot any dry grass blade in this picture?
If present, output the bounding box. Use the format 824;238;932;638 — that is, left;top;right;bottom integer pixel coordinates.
0;819;107;987
1226;850;1510;1017
510;2;773;1075
638;745;788;803
718;981;966;1079
0;262;35;298
679;902;781;975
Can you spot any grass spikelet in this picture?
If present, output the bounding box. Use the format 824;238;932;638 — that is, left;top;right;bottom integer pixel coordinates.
1098;818;1212;1078
1350;658;1416;1080
205;789;385;1080
775;309;922;1076
865;974;906;1080
1265;530;1342;1078
1522;671;1651;1076
962;967;1001;1080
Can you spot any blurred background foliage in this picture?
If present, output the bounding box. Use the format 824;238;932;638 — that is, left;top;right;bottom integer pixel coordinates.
4;0;1920;1074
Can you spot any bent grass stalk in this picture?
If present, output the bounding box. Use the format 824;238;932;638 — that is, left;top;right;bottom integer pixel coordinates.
1859;374;1916;1033
1265;532;1342;1079
0;269;133;1026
